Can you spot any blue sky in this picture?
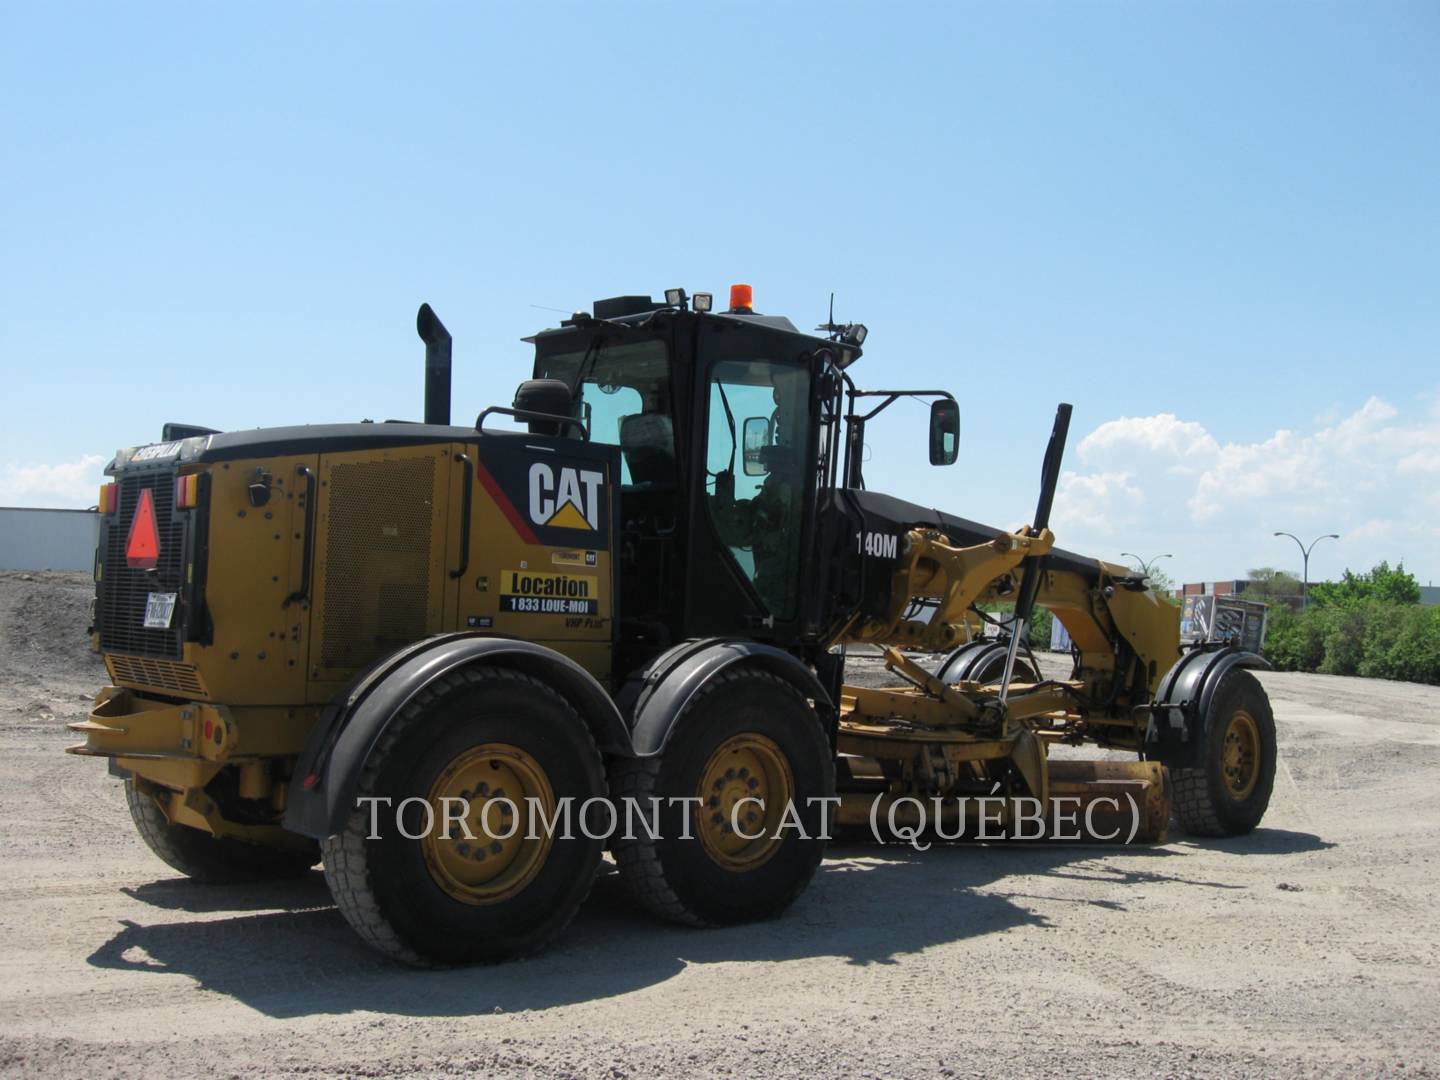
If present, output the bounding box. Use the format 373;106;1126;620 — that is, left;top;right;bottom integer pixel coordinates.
2;2;1436;586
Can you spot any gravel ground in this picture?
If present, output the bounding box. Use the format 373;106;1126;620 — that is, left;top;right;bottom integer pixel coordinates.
1;571;1437;1078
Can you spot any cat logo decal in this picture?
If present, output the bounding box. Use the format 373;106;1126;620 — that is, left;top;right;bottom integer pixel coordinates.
528;463;604;531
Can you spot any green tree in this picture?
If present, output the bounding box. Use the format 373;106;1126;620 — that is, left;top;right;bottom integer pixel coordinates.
1309;561;1420;607
1146;566;1181;606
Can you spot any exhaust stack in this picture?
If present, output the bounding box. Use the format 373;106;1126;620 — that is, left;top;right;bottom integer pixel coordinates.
416;303;452;426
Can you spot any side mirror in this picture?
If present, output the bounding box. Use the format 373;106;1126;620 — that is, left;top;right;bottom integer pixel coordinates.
929;399;960;465
743;416;772;476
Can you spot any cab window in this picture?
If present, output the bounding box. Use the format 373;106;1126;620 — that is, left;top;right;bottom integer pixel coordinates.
538;339;674;487
705;359;810;619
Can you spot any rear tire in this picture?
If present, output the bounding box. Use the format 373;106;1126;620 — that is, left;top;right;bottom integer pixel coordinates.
1173;669;1277;837
125;780;319;884
612;668;834;927
321;666;606;965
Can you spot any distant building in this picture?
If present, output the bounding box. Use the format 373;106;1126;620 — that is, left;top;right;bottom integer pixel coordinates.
1174;580;1251;599
0;506;98;571
1421;586;1440;607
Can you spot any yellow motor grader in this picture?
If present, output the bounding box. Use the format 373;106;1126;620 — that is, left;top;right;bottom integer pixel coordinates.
73;284;1276;964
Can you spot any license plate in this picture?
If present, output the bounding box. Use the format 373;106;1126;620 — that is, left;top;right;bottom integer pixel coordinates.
143;592;178;629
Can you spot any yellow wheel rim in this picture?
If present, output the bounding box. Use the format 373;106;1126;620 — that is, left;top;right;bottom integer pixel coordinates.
421;743;555;905
696;733;794;871
1221;709;1261;801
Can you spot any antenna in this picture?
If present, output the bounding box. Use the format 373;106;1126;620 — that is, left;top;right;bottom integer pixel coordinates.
817;292;843;341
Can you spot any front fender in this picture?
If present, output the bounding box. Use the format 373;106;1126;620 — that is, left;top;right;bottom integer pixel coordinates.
283;634;630;839
936;640;1011;683
1144;644;1271;767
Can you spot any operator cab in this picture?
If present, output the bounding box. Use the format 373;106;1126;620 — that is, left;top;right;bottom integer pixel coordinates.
517;285;964;674
518;288;832;666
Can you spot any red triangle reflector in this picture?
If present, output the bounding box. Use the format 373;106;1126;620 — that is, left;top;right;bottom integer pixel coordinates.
126;488;161;570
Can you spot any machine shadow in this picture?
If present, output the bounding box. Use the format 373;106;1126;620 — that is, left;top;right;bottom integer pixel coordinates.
1205;827;1334;855
86;839;1241;1020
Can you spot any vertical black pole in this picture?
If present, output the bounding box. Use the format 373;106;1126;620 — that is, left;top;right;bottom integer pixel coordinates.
417;303;452;426
998;403;1073;702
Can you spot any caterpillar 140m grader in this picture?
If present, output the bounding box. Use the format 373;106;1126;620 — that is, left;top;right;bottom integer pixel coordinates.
73;284;1276;964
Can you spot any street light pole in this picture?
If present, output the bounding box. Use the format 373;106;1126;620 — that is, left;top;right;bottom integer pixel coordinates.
1121;552;1173;579
1272;532;1340;608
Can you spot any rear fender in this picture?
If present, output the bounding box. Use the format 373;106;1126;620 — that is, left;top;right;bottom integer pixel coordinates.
620;638;834;758
284;634;630;839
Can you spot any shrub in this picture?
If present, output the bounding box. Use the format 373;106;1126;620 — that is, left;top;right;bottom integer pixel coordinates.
1262;600;1440;685
1263;607;1326;672
1386;606;1440;684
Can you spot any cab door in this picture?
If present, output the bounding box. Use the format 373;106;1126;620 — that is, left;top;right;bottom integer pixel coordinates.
685;333;814;640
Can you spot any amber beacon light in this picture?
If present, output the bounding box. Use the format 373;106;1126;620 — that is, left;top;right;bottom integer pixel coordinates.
728;283;754;313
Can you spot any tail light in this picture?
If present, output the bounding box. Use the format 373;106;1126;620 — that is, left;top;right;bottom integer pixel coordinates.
175;474;201;510
98;483;118;515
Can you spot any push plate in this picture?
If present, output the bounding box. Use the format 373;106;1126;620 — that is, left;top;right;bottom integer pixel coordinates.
143;591;177;629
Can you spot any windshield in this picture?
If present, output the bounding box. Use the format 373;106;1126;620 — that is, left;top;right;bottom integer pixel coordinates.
537;337;673;487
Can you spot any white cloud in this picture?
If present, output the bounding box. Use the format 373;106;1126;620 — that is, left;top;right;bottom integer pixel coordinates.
0;454;107;508
1052;470;1145;531
1050;394;1440;583
1078;413;1218;463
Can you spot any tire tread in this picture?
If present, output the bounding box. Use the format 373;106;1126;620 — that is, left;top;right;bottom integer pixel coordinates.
610;668;832;927
320;665;603;965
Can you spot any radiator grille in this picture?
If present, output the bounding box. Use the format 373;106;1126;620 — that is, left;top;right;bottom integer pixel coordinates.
98;471;188;659
108;654;208;696
319;457;436;671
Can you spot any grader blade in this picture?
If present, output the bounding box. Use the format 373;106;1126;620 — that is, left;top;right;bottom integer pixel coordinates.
835;696;1171;844
834;756;1169;843
1047;759;1170;843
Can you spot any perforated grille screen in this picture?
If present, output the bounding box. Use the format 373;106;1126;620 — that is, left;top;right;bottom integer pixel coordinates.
108;655;207;696
319;456;437;671
99;471;188;659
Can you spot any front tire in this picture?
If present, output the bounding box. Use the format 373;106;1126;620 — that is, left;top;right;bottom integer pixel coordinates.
321;666;606;965
125;780;319;883
612;668;835;926
1172;669;1277;837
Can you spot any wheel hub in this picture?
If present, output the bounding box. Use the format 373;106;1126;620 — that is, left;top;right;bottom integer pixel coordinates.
421;742;555;905
1221;709;1261;801
696;733;794;871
